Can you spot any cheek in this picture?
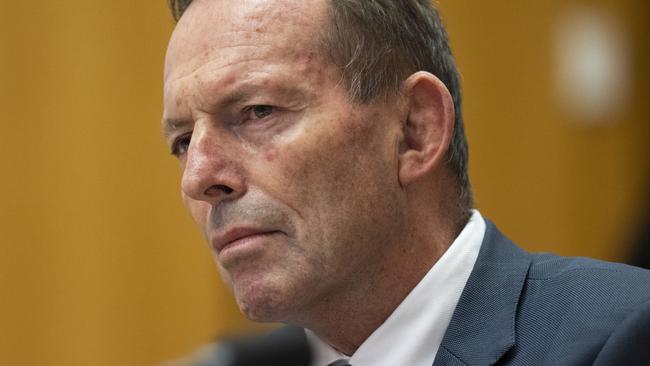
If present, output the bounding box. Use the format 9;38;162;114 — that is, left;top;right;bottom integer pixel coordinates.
275;115;393;219
182;193;210;231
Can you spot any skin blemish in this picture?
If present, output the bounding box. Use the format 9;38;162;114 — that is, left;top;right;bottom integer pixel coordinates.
302;52;315;63
339;109;366;136
265;148;278;162
221;73;238;87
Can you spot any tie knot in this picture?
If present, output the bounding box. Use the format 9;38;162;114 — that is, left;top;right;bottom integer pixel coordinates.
327;360;351;366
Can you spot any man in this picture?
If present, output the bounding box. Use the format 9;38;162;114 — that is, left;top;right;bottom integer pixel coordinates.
162;0;650;365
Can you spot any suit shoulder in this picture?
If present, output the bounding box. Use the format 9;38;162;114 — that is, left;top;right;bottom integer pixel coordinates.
524;252;650;312
528;252;650;282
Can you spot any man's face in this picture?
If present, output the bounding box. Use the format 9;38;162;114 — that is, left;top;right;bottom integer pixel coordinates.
163;0;406;323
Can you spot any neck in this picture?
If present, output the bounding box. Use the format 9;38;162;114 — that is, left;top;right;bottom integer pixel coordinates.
296;189;465;355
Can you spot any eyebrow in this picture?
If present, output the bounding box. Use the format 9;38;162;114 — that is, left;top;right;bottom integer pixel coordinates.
161;91;253;139
162;117;193;142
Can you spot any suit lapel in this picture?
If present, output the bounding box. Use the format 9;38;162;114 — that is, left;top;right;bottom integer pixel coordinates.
433;219;531;366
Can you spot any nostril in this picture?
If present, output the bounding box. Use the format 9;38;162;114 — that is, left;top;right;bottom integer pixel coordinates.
216;185;234;194
204;184;234;196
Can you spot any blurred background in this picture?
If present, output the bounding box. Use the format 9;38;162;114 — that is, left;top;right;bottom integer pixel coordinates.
0;0;648;364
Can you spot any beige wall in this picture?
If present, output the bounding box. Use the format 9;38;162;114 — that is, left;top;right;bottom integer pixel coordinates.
442;0;649;260
0;0;647;364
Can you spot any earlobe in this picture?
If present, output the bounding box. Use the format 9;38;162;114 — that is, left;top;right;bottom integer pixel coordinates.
398;72;455;186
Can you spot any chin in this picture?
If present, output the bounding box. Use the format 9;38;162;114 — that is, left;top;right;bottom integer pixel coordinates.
232;275;300;323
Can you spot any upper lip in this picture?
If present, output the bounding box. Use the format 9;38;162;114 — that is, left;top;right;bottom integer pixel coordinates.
211;227;279;253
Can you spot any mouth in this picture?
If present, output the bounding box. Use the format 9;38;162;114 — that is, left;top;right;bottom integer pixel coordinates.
212;227;282;254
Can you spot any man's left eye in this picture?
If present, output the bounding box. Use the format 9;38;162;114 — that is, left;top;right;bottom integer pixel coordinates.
249;105;274;119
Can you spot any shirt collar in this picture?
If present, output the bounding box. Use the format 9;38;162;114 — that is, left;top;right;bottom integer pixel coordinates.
308;210;486;366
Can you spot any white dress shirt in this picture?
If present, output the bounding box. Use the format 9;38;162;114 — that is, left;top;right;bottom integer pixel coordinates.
307;210;486;366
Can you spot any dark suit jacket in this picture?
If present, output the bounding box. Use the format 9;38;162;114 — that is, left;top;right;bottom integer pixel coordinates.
433;219;650;366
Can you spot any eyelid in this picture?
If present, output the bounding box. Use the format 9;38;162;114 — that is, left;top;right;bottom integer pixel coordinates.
242;105;278;122
170;132;192;156
244;104;272;112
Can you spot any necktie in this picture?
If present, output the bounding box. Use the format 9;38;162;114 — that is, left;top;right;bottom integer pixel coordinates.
327;360;351;366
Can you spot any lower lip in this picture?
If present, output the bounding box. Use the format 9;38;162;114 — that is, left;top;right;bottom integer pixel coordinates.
217;232;279;259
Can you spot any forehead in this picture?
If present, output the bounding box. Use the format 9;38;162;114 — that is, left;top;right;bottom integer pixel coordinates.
164;0;330;82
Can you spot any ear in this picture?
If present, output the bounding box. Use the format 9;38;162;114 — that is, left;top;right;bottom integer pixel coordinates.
398;71;455;186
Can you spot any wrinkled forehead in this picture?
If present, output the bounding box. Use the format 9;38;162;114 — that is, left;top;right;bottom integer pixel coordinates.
164;0;330;81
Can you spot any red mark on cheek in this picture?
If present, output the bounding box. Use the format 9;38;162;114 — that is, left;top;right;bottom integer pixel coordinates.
340;117;363;136
265;148;278;162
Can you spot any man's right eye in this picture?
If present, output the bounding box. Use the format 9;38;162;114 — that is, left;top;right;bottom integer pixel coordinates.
171;134;192;157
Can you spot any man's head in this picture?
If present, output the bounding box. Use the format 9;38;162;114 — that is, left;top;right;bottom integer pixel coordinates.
163;0;471;327
168;0;471;208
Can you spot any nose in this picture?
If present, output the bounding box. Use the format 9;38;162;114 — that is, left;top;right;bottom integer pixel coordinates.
180;125;246;205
